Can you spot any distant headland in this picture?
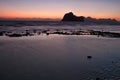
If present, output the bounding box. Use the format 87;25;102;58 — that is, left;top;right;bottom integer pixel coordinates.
62;12;120;25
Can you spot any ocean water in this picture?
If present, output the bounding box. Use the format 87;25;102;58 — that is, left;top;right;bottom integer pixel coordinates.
0;21;120;80
0;21;120;32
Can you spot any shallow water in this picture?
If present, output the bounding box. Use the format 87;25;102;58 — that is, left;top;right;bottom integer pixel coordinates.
0;35;120;80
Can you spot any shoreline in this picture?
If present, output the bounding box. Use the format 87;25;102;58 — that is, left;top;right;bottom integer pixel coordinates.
0;29;120;38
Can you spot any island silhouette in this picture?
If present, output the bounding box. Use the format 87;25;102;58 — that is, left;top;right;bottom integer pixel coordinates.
62;12;120;25
62;12;85;22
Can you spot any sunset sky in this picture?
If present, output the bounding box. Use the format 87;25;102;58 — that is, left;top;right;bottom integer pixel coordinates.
0;0;120;21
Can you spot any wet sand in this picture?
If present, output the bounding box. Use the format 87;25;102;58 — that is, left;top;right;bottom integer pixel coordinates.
0;35;120;80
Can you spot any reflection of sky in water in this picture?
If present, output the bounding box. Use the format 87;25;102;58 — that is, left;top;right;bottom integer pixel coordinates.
0;35;120;80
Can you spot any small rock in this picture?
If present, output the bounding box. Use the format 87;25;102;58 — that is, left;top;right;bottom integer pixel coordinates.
87;56;92;59
96;78;100;80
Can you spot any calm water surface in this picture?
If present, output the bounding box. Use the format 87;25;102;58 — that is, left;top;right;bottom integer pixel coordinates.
0;35;120;80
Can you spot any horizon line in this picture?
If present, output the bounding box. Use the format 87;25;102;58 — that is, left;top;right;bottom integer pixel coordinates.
0;17;120;22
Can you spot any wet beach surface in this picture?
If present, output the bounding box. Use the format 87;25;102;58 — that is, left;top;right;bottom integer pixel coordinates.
0;34;120;80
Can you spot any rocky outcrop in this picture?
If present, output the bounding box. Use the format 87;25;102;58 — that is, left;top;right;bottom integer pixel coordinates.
62;12;85;22
62;12;120;25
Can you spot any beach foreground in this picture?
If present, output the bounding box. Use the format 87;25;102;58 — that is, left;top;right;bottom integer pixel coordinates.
0;35;120;80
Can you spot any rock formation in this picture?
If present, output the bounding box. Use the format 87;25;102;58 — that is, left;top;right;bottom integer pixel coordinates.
62;12;85;22
62;12;120;25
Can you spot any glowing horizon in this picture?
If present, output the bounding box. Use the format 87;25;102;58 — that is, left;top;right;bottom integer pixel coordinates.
0;0;120;21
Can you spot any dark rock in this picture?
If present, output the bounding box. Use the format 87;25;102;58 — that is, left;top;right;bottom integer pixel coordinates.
87;56;92;59
96;78;100;80
0;31;4;36
46;33;49;36
62;12;85;22
7;33;23;37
